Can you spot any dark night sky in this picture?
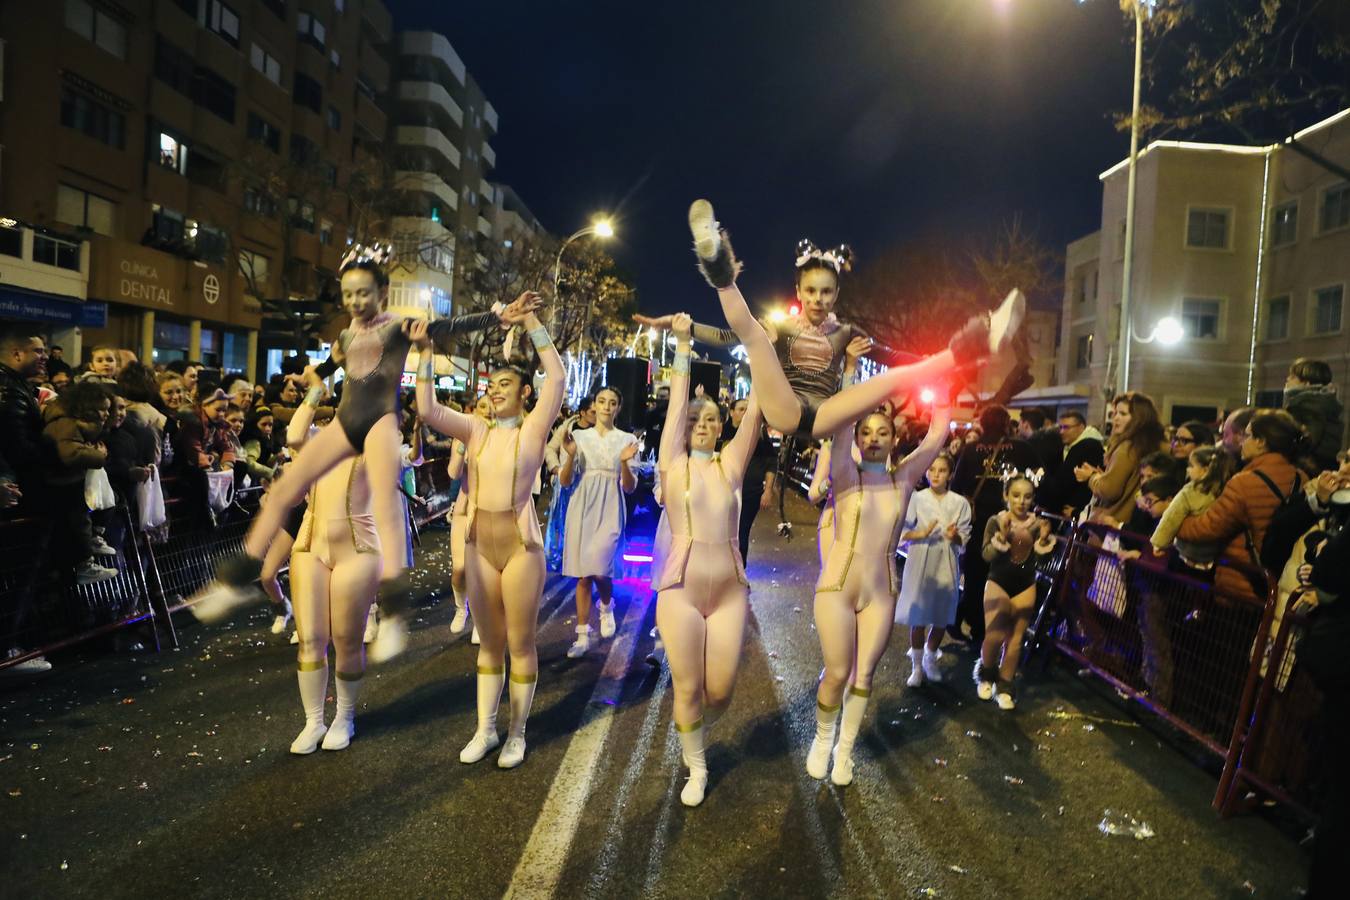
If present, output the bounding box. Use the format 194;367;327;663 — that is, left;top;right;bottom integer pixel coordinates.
388;0;1134;323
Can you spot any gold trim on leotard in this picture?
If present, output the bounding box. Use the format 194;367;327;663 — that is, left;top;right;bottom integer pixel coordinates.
818;462;899;594
471;421;526;547
680;454;750;588
347;456;376;555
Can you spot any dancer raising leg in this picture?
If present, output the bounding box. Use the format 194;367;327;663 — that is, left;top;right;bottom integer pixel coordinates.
655;314;763;806
409;299;565;768
808;397;952;786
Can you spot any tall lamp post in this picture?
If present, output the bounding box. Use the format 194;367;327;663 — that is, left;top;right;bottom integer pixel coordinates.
551;216;614;337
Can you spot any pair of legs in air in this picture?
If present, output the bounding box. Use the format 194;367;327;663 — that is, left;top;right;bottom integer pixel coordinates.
460;509;545;769
656;545;749;806
975;579;1036;710
809;589;896;786
289;527;381;754
687;200;1022;440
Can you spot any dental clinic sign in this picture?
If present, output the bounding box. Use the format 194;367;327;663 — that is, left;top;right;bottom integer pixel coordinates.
119;258;173;307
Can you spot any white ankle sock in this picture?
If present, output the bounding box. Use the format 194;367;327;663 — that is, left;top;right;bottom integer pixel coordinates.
806;700;839;779
507;672;538;740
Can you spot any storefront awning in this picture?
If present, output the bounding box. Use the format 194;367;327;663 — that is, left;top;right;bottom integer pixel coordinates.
0;284;106;328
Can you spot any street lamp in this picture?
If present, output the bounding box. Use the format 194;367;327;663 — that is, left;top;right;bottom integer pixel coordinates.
1131;315;1184;346
551;215;615;330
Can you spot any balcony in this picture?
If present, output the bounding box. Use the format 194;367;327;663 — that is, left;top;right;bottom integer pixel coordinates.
481;142;496;169
483;102;498;133
355;91;387;142
479;177;493;203
478;215;492;238
398;31;467;86
397;170;459;214
396;80;463;127
394;126;461;169
361;0;393;43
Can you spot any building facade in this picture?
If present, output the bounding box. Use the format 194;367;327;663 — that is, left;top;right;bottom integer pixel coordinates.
1049;107;1350;444
0;0;393;377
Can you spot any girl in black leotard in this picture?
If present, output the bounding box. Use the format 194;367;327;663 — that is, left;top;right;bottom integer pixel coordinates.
974;474;1056;710
194;248;539;663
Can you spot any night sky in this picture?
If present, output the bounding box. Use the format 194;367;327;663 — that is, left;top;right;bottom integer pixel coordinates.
388;0;1135;323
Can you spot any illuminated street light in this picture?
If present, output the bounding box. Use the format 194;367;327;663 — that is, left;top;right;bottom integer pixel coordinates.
592;218;615;239
552;214;617;335
1133;315;1184;346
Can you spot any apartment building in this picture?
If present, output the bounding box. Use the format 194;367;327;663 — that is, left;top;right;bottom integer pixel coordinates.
1047;108;1350;440
0;0;393;376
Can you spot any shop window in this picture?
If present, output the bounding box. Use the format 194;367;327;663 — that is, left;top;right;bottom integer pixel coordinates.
33;234;81;271
56;184;115;236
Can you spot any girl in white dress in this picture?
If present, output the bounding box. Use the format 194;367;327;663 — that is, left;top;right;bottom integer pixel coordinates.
895;453;972;687
560;386;638;657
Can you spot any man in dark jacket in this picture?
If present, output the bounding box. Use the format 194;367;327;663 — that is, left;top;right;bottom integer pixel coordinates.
1036;411;1105;517
0;326;50;505
1018;407;1064;477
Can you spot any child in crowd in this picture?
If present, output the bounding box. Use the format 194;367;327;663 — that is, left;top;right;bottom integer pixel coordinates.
895;452;972;686
42;381;118;584
1146;446;1233;574
974;474;1057;710
77;346;120;385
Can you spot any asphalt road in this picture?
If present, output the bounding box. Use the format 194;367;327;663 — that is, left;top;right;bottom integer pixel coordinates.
1;494;1310;899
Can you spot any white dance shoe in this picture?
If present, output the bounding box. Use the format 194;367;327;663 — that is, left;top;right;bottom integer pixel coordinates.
989;288;1026;356
681;770;708;807
470;625;481;645
688;199;721;260
322;718;354;751
497;736;527;769
290;721;328;755
905;648;925;687
598;603;616;639
567;627;590;659
830;748;856;787
806;734;834;780
921;649;944;682
459;730;500;764
191;581;260;625
270;601;292;635
368;616;408;664
450;606;470;634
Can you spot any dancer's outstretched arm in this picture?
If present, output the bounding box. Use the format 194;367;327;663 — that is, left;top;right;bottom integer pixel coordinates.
521;303;566;448
286;387;322;449
896;399;953;483
421;292;542;354
659;314;694;473
408;323;476;444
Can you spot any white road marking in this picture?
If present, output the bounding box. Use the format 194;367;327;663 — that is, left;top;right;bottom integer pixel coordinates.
503;591;649;899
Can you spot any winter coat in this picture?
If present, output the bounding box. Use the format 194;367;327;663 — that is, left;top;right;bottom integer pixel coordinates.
0;362;46;492
1088;435;1162;525
41;400;107;486
105;419;157;499
1284;384;1344;472
1176;451;1303;606
1037;426;1105;516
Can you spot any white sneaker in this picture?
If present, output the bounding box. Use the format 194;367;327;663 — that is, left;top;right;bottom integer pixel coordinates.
75;559;118;585
270;603;293;635
290;721;328;755
806;734;833;780
459;730;500;764
190;580;260;624
905;649;924;688
363;609;378;644
598;603;616;639
567;632;590;659
368;616;408;664
470;626;480;645
497;736;527;769
3;648;52;674
988;288;1027;356
450;606;470;634
681;769;708;807
921;649;944;682
688;199;721;260
830;748;855;787
321;718;354;751
90;535;117;556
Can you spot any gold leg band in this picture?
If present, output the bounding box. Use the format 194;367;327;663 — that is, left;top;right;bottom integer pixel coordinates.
336;670;365;682
509;671;538;685
477;665;505;676
817;700;841;713
297;659;326;672
848;685;871;698
675;717;704;733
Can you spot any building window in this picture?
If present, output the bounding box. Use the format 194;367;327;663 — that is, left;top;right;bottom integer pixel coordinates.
1312;285;1344;334
154;37;195;96
157;131;188;174
288;197;316;232
319;219;333;246
1319;183;1350;234
186;152;225;191
188;221;229;264
294;72;323;114
1265;296;1290;341
1181;298;1222;339
200;0;240;47
1270;201;1298;247
1186;208;1229;249
59;87;126;148
247;112;282;152
322;162;338;187
150;205;185;245
238;250;271;290
56;184;115;236
327;105;341;131
1089;270;1098;300
0;225;23;258
290;134;317;165
1075;334;1092;370
243;186;278;217
65;0;127;59
195;67;237;122
330;48;341;69
297;11;326;50
32;234;82;271
250;43;283;86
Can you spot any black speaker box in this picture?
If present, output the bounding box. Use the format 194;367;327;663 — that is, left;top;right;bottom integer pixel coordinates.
689;360;722;402
605;357;650;433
